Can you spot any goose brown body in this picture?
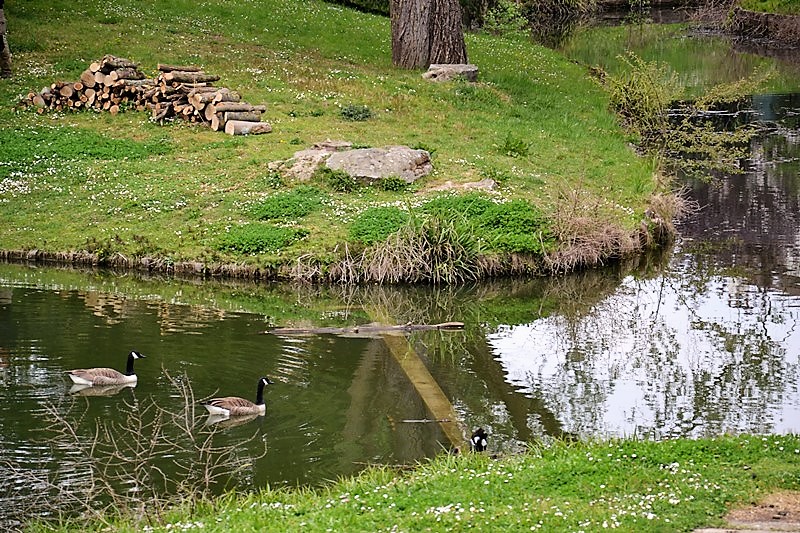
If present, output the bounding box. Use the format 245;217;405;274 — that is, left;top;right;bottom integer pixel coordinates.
202;377;272;417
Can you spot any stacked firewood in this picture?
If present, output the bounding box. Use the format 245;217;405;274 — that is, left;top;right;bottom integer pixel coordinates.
149;64;270;134
20;55;271;135
24;55;152;115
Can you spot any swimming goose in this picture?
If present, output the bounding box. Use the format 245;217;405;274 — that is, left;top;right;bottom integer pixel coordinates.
470;427;488;452
202;377;273;417
66;350;145;386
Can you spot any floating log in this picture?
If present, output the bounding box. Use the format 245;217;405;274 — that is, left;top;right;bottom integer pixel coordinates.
224;120;272;135
264;321;464;336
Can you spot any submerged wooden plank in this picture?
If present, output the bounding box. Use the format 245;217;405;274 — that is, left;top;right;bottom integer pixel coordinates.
380;332;467;451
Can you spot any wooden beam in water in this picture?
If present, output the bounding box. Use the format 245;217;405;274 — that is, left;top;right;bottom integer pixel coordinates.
380;332;467;451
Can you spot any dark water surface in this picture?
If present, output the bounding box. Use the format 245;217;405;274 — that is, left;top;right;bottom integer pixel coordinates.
2;21;800;528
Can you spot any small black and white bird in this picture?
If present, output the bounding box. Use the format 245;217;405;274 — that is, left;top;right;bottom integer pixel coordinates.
471;427;488;452
202;377;273;417
66;350;145;386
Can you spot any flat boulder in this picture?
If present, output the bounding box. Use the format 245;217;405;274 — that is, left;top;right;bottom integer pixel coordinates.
422;64;479;83
271;139;352;181
326;145;432;183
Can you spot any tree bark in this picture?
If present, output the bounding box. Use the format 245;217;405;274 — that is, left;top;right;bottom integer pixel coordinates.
429;0;468;64
390;0;467;69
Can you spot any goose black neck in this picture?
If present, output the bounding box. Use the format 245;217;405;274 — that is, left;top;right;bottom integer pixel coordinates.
125;353;136;376
255;380;266;405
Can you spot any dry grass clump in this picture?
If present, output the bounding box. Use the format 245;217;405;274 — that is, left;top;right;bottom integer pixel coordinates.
544;189;639;273
353;217;480;285
543;188;691;274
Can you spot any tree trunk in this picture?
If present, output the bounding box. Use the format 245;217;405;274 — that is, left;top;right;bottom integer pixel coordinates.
390;0;467;69
429;0;468;64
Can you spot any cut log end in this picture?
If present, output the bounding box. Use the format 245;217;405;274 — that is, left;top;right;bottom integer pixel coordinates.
224;120;272;136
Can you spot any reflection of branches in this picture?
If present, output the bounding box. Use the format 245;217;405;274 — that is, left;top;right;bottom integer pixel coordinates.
1;370;265;530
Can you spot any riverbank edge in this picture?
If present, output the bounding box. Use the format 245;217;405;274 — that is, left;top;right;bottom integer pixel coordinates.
0;204;674;283
25;434;800;532
730;7;800;46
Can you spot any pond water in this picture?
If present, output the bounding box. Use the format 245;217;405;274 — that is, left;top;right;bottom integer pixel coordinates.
2;20;800;529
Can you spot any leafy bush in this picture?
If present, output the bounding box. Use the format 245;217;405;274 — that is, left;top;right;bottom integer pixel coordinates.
605;53;682;141
314;166;361;192
340;104;372;121
216;224;308;254
250;186;326;220
477;199;554;254
483;0;529;37
349;206;409;245
500;132;530;157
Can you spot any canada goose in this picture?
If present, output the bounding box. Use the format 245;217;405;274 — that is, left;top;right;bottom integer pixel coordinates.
470;427;488;452
202;377;273;417
66;350;145;386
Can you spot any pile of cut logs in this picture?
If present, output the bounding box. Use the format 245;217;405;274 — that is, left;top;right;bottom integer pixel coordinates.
20;55;271;135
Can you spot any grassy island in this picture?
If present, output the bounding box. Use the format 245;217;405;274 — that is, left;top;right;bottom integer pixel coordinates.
0;0;674;282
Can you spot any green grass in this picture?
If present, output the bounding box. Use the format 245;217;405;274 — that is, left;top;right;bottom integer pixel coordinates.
0;0;659;276
30;434;800;532
740;0;800;15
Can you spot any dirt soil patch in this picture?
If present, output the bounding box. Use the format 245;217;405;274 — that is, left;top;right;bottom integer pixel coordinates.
697;491;800;532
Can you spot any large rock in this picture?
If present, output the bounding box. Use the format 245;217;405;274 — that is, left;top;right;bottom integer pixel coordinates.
326;146;432;183
422;64;479;83
272;139;352;181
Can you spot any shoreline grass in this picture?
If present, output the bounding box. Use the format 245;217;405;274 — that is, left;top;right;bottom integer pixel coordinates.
27;434;800;532
0;0;666;282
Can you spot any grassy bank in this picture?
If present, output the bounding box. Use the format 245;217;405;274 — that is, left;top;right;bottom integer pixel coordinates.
0;0;667;281
29;434;800;532
740;0;800;15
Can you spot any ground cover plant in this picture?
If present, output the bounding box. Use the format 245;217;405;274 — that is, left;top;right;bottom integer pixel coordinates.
0;0;666;281
27;434;800;532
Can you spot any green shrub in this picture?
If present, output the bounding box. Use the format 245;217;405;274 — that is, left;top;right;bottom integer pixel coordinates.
477;199;554;254
349;206;410;245
216;224;308;254
605;52;682;141
314;166;361;192
340;104;372;121
377;176;410;192
250;186;326;220
483;0;530;37
500;132;530;157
